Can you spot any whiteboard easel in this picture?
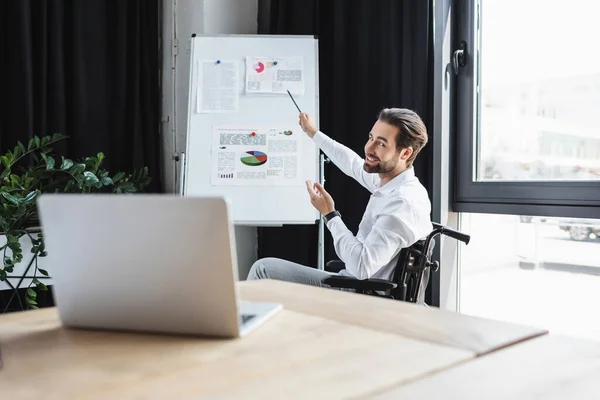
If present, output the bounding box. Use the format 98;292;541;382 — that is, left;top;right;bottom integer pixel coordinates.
181;34;325;268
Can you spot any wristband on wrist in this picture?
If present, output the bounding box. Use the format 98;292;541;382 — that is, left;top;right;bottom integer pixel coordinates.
324;210;341;222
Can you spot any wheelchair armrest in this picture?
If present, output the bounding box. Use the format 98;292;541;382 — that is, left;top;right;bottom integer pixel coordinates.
325;260;346;273
322;275;397;291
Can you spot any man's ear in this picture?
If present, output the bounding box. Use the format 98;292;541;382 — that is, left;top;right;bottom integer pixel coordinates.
400;147;414;161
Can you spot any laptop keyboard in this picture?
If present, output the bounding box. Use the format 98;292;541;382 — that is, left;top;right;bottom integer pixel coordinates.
240;314;256;324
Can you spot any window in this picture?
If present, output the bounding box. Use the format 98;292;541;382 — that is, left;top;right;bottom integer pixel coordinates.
454;0;600;219
459;213;600;341
451;0;600;334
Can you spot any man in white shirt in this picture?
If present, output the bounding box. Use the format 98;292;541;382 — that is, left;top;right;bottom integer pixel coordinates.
247;108;432;289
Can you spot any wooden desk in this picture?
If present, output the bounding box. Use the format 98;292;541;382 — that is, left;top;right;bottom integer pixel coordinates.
0;280;546;399
368;334;600;399
239;279;548;355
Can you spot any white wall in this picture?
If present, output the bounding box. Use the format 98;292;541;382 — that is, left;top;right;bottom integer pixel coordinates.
203;0;259;34
161;0;259;279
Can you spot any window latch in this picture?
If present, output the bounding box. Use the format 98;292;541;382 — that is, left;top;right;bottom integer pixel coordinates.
452;41;467;75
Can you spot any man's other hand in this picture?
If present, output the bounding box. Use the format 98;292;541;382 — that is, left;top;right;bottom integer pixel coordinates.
299;113;318;138
305;180;335;216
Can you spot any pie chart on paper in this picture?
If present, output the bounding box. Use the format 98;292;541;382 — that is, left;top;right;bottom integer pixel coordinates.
240;151;268;166
254;62;265;73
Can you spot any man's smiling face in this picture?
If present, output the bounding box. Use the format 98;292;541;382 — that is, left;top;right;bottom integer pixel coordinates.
363;120;407;174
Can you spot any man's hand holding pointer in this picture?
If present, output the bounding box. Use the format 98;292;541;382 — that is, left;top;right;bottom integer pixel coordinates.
299;113;318;138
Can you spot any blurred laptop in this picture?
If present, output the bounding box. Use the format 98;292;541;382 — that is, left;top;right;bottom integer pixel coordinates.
37;194;282;338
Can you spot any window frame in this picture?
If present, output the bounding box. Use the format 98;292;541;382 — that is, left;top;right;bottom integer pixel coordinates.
453;0;600;219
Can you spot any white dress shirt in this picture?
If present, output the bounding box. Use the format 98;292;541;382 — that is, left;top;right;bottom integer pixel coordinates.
313;131;433;280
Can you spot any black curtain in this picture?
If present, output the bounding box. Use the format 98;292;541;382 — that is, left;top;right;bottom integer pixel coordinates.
257;0;434;269
0;0;162;192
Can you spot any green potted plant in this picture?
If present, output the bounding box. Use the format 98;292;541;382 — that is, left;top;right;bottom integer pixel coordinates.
0;133;151;311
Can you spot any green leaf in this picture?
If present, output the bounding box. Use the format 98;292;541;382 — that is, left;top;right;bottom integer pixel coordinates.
1;192;21;205
9;174;21;185
61;157;74;170
64;181;75;191
27;288;37;299
52;133;68;142
0;169;10;180
101;176;113;185
38;268;49;276
29;304;39;310
34;279;48;291
7;234;19;242
13;145;22;159
18;141;27;155
70;163;86;176
34;136;41;147
9;174;20;184
46;156;55;170
83;171;100;187
23;190;38;204
25;296;37;305
9;238;22;247
0;155;9;168
0;269;6;281
28;138;36;151
117;182;137;193
112;172;125;183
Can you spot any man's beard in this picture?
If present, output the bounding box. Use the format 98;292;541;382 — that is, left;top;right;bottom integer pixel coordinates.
363;153;400;174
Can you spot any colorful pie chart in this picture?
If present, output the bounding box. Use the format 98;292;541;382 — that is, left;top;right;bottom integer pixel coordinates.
254;62;265;73
240;150;268;166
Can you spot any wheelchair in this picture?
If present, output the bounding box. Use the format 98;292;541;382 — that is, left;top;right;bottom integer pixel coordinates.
322;223;470;304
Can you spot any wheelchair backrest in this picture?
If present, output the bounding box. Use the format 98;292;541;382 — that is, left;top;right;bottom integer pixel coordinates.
389;237;436;303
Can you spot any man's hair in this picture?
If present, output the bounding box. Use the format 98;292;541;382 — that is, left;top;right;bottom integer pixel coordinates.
377;108;428;168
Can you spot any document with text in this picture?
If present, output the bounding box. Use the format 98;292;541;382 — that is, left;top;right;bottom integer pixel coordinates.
196;60;239;113
210;125;303;186
245;56;304;95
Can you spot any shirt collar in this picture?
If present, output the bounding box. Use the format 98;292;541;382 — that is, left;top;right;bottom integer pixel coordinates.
374;167;415;194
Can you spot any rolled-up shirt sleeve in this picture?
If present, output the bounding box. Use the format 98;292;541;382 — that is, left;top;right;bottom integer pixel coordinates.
325;199;420;280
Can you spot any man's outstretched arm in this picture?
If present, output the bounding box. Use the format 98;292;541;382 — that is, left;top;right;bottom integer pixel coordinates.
299;113;377;192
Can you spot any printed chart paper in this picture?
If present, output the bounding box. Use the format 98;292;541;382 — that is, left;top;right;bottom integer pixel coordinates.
211;126;303;187
245;56;304;95
196;60;239;113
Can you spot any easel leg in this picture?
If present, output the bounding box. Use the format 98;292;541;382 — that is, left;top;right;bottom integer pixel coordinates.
317;153;330;270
